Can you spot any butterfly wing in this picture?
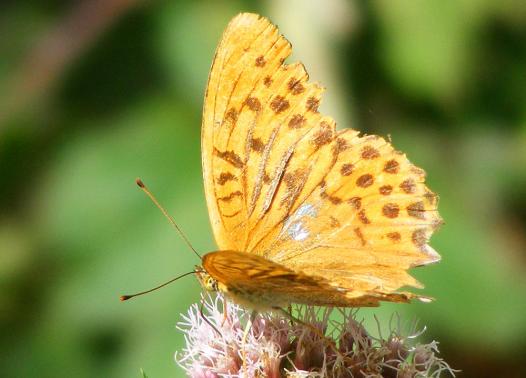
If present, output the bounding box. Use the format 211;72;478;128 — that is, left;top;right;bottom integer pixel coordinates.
202;13;441;304
252;128;443;293
202;251;417;309
202;13;328;251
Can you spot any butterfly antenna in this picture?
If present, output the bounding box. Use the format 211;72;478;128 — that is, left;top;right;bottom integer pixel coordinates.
136;178;201;259
120;271;196;301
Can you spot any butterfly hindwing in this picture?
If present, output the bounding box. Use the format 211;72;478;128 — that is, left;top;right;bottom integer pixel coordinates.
252;129;442;295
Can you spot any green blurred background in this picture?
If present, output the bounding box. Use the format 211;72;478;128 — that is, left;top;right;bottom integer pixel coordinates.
1;0;525;377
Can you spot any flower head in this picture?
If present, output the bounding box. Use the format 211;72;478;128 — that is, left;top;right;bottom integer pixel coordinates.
176;295;455;377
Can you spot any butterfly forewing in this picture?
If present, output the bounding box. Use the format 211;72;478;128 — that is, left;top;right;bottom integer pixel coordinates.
202;13;293;250
202;251;419;308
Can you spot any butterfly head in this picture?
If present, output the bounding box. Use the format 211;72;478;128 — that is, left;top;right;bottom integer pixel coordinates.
195;266;219;292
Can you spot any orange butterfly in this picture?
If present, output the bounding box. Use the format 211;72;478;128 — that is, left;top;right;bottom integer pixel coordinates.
194;13;442;311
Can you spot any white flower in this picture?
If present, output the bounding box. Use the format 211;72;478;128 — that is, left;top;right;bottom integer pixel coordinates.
176;295;456;377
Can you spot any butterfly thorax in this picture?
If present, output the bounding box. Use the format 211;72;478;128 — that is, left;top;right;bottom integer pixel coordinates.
195;266;219;292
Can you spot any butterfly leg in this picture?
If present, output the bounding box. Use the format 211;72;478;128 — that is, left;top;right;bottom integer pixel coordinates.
241;310;257;376
272;307;349;364
273;307;334;345
221;296;229;327
199;295;222;336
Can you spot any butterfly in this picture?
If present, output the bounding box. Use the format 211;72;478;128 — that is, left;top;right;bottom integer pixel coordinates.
193;12;443;311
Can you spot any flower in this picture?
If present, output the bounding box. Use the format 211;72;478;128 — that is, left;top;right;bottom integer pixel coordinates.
176;295;456;377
